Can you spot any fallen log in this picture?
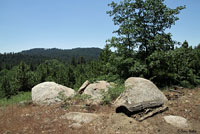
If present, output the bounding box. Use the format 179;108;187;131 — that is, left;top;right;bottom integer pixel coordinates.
137;105;168;122
168;88;183;94
117;99;164;113
116;100;165;117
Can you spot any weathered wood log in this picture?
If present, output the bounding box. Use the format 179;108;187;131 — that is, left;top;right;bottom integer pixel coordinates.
168;88;183;94
121;100;164;113
174;86;184;90
116;100;165;117
137;105;168;122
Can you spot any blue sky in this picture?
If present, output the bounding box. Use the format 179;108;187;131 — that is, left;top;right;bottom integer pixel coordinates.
0;0;200;53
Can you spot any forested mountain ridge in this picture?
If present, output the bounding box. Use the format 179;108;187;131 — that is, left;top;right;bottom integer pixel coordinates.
21;47;102;60
0;47;102;69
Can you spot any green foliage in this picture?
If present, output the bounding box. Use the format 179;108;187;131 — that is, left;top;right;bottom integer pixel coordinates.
0;92;31;107
109;84;125;100
102;93;112;105
196;44;200;49
36;59;75;88
0;68;19;98
103;0;188;84
16;61;37;92
0;62;38;98
147;47;200;87
0;47;199;100
106;53;134;79
21;48;101;63
73;94;92;101
102;84;125;104
0;76;13;99
147;50;175;86
182;40;189;48
0;48;101;71
107;0;185;57
130;60;148;77
57;91;91;109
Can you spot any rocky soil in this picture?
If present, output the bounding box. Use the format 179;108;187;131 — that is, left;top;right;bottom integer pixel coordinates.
0;87;200;134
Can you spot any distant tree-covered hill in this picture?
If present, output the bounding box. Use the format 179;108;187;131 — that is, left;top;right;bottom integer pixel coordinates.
21;48;101;60
0;47;102;70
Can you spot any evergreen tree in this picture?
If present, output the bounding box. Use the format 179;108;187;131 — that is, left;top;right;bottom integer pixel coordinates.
0;68;20;98
66;65;76;88
16;61;34;92
196;43;200;49
0;76;12;98
99;44;112;63
71;56;77;66
182;40;189;48
79;56;86;64
0;63;2;72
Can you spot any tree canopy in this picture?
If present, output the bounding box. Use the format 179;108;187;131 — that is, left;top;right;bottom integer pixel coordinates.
107;0;185;58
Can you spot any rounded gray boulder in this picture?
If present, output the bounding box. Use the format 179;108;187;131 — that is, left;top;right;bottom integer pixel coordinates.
32;82;75;105
82;81;112;104
114;77;168;113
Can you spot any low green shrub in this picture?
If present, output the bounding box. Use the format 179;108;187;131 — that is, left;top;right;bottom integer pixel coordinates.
0;92;31;107
102;84;125;104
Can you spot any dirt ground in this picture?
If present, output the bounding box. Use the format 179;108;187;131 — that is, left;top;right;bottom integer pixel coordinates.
0;87;200;134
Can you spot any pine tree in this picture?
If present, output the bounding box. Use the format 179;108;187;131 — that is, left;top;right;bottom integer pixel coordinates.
182;40;189;48
16;61;32;91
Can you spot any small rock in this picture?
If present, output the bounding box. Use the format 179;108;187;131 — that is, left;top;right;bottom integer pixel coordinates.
164;115;189;128
60;112;99;124
19;100;32;106
21;114;31;117
185;100;189;103
3;130;11;134
69;123;82;129
78;80;90;94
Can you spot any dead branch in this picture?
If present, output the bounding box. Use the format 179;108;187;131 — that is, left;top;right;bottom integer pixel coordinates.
137;105;168;122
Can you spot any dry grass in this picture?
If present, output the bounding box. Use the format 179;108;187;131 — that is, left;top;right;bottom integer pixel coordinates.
0;88;200;134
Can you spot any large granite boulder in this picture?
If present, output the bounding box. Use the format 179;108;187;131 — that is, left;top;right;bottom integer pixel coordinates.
114;77;168;114
32;82;75;105
82;81;112;104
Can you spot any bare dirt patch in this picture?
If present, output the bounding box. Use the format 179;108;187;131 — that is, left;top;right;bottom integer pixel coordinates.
0;88;200;134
